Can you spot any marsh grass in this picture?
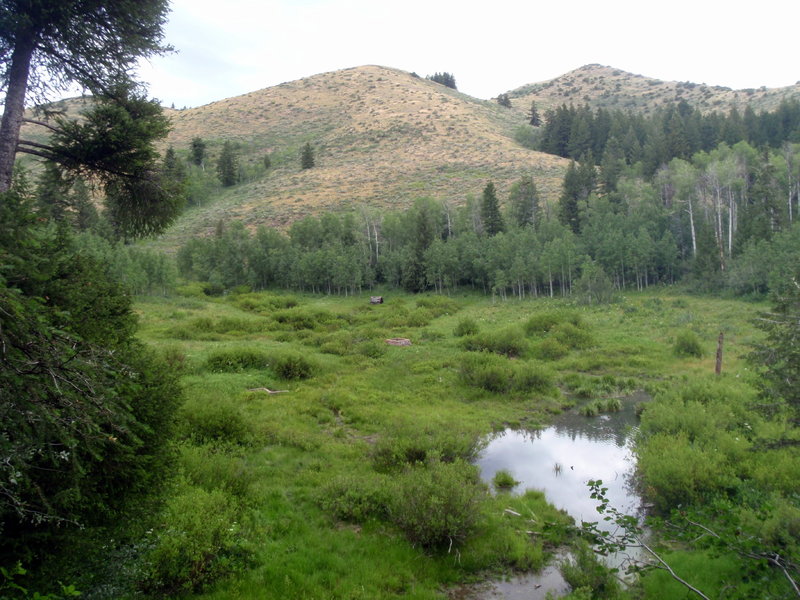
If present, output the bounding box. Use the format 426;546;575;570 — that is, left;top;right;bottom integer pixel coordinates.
126;290;766;599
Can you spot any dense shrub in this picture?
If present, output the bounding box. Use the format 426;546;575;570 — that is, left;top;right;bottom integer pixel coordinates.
317;474;390;522
372;428;484;472
204;348;270;372
415;296;460;317
524;310;583;336
560;541;621;599
177;400;252;445
459;353;554;395
512;362;556;394
532;337;570;360
461;328;528;357
454;317;479;337
272;351;316;379
551;322;594;349
459;352;514;392
388;460;485;548
180;444;256;499
492;469;519;491
673;330;703;357
140;485;250;595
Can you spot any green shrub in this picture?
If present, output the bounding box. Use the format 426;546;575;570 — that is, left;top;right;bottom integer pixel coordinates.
272;351;315;379
533;337;569;360
372;428;484;472
560;541;621;599
178;400;252;445
525;310;585;335
512;362;556;394
552;322;594;349
355;340;386;359
459;352;513;393
416;295;460;317
140;485;250;595
461;328;528;357
159;344;188;374
180;444;256;499
674;330;703;358
454;317;479;337
204;348;270;372
317;474;390;522
388;460;485;548
492;469;519;491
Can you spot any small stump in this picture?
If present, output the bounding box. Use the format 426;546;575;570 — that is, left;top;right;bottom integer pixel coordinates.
370;296;384;304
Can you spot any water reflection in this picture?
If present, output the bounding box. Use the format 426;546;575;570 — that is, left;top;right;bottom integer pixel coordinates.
477;393;645;526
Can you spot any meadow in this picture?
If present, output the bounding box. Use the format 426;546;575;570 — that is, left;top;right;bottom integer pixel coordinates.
118;288;773;599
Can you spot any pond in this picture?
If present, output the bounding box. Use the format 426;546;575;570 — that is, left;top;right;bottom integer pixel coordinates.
465;393;647;599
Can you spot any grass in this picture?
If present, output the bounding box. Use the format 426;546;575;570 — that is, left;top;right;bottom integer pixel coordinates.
125;289;766;599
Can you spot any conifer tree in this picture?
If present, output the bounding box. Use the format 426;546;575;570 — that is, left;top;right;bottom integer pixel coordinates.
190;137;207;167
301;142;315;170
217;141;239;186
529;101;542;127
508;176;540;228
481;181;505;236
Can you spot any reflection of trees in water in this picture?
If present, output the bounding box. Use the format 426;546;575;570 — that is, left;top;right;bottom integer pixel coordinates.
553;398;643;447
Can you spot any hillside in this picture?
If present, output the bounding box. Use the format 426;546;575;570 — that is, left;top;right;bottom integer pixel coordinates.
157;65;567;240
507;63;800;115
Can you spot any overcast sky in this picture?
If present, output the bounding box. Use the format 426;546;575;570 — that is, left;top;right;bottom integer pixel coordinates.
137;0;799;109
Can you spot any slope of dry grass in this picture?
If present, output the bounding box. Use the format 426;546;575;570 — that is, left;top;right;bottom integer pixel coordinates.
158;65;567;239
508;63;800;115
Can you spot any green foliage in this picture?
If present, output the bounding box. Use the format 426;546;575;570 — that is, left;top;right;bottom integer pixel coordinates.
371;428;484;473
272;351;316;380
140;484;250;595
0;562;80;599
458;352;555;395
177;399;253;446
461;328;528;357
454;316;479;337
0;191;180;531
559;541;622;599
300;142;315;170
532;337;570;360
480;181;504;236
388;459;484;548
204;347;270;372
426;72;457;89
216;141;239;187
317;474;390;522
673;329;703;357
492;469;519;490
190;137;207;166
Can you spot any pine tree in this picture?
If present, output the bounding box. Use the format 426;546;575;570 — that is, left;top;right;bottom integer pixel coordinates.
481;181;505;236
190;137;207;167
529;101;542;127
216;141;239;186
497;93;512;108
301;142;315;170
508;176;540;228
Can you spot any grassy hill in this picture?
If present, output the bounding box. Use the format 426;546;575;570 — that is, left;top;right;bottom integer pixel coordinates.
156;65;567;244
506;63;800;115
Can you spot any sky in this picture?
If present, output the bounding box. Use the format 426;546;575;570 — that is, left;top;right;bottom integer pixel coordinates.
137;0;799;109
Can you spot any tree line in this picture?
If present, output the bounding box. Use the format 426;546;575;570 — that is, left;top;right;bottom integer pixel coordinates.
534;98;800;179
176;139;800;301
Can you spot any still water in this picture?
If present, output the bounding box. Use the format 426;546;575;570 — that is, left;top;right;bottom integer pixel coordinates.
464;394;646;600
477;394;644;522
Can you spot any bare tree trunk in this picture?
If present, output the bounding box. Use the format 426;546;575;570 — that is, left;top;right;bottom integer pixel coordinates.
0;33;35;193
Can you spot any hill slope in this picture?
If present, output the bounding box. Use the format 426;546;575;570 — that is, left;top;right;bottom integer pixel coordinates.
159;65;566;240
507;64;800;115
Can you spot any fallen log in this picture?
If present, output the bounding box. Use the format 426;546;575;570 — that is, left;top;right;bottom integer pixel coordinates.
248;387;289;394
385;337;411;346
